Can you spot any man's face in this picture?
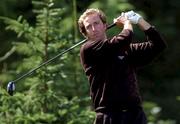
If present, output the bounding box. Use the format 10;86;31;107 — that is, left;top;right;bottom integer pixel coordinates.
83;13;107;41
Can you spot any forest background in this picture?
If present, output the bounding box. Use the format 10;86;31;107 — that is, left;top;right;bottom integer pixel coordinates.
0;0;180;123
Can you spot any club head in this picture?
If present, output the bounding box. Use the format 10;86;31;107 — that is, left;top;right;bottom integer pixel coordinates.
7;81;15;96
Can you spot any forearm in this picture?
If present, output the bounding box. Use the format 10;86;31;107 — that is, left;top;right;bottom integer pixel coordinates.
114;14;133;32
107;28;133;52
137;18;151;31
136;15;166;49
123;20;133;31
144;26;167;50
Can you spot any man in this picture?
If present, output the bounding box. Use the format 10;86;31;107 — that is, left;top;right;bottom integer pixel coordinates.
78;8;166;124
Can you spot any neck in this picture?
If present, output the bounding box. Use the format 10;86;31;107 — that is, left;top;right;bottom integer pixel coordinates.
88;34;107;42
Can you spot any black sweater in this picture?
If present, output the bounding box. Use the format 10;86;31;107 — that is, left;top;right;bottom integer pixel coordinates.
80;27;166;112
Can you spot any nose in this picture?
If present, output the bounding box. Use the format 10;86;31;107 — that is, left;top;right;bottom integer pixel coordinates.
92;25;96;31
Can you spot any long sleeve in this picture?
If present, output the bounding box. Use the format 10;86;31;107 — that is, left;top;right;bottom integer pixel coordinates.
80;29;133;75
127;26;167;67
80;29;143;110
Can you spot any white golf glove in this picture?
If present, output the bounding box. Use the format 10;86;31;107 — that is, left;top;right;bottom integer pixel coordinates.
125;10;142;24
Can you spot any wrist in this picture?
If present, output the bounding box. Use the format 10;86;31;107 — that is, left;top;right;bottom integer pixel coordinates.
124;20;133;31
124;20;131;24
138;18;151;30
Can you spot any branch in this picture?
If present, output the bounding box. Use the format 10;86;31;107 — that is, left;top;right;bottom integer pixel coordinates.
0;46;16;62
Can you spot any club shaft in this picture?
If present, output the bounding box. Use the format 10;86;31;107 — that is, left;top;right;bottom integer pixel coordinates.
12;23;116;83
13;39;87;83
107;23;116;29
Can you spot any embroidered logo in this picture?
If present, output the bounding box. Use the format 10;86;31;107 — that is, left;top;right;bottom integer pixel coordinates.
118;55;124;60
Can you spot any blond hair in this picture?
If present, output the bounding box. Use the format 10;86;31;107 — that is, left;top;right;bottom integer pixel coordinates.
78;8;107;37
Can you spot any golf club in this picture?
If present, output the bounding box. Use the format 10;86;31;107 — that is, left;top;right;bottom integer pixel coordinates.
7;22;116;96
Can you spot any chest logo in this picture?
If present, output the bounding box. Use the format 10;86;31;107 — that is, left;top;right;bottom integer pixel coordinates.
118;55;125;60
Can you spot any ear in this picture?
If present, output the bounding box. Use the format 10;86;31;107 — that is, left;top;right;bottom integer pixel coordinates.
104;23;108;30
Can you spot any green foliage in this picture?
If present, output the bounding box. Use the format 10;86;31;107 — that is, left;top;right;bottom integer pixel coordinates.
0;0;92;123
0;87;94;124
0;0;180;123
143;101;176;124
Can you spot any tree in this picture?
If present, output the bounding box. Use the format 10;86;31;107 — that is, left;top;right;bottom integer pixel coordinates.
0;0;94;123
1;0;179;123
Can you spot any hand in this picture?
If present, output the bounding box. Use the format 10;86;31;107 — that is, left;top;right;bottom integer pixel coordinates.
125;10;135;18
125;10;142;24
114;12;133;30
113;12;130;27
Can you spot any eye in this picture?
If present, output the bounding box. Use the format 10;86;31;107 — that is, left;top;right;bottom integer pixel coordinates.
94;21;99;25
85;25;91;30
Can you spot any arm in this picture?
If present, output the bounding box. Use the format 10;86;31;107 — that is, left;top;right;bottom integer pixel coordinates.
128;18;167;66
101;14;133;54
137;18;151;31
114;12;133;31
109;17;133;47
88;15;134;57
80;16;134;74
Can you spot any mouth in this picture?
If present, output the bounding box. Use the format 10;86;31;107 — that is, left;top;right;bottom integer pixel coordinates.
93;32;100;37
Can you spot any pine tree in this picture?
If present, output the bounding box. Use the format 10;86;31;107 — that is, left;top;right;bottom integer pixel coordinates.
0;0;94;123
